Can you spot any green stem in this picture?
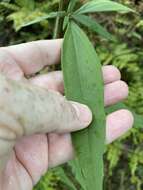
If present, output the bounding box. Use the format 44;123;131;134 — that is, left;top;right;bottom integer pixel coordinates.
53;0;64;39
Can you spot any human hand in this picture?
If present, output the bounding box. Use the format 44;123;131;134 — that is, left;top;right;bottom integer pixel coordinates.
0;39;133;190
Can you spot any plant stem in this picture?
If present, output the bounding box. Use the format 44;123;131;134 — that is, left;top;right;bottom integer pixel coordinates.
53;0;64;39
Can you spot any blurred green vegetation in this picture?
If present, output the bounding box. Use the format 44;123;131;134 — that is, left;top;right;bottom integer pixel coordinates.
0;0;143;189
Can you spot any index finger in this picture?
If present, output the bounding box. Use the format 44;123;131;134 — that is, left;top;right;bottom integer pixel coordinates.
0;39;62;75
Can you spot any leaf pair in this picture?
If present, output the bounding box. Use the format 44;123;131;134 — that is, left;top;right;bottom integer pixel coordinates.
71;0;134;41
16;0;134;41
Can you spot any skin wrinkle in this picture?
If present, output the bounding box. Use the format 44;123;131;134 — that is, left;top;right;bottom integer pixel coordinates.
0;85;25;137
3;44;42;76
33;42;46;69
16;117;26;139
0;141;15;173
34;40;62;66
0;122;17;141
14;134;49;185
0;140;15;157
2;151;33;190
67;102;80;128
0;49;24;80
29;42;47;68
54;97;78;133
45;91;66;132
0;137;16;142
48;94;63;132
35;90;58;133
0;109;24;139
13;148;34;187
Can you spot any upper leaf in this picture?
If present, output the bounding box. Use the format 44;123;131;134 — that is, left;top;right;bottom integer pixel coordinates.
74;0;134;15
72;14;115;41
67;0;78;13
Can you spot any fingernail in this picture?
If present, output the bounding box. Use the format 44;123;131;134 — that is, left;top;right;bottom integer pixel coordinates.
71;102;92;126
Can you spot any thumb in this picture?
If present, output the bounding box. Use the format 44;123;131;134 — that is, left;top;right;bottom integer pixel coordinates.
0;74;92;135
0;74;92;170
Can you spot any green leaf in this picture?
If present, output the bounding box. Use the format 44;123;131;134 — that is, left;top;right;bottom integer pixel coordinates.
62;21;106;190
0;2;19;11
106;103;143;129
75;0;134;15
72;14;115;41
15;0;35;10
137;20;143;28
20;11;65;29
134;113;143;129
8;10;65;31
69;159;86;189
67;0;78;13
63;16;70;31
55;167;77;190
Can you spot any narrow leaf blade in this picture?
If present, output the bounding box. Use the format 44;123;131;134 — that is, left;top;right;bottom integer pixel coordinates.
21;11;65;28
72;14;115;41
62;22;106;190
55;167;77;190
68;0;78;13
75;0;134;14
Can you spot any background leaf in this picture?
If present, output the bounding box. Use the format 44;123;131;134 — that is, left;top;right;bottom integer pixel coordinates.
15;0;35;10
21;11;65;28
8;11;65;31
67;0;78;13
75;0;134;14
55;167;77;190
72;14;115;41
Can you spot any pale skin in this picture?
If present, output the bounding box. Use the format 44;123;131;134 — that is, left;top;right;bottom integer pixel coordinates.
0;39;134;190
